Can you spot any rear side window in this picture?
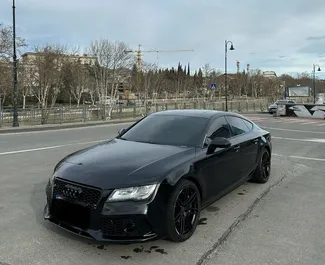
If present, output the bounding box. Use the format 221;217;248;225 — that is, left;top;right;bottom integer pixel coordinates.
206;116;232;140
226;116;251;136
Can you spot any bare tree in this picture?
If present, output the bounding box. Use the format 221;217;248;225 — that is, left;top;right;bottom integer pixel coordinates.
87;39;134;119
64;59;92;107
0;60;11;105
0;23;26;59
142;62;161;103
18;62;35;109
27;44;69;123
202;63;212;87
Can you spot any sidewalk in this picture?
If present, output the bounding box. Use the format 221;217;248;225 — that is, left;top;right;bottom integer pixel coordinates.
0;117;139;134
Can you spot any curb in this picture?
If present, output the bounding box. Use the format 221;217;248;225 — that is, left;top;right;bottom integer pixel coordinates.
0;118;140;134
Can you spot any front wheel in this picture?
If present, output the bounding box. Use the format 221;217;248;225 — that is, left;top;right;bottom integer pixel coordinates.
251;148;271;183
165;179;201;242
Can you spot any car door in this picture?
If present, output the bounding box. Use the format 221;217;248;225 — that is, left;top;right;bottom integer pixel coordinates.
225;115;258;182
195;116;236;204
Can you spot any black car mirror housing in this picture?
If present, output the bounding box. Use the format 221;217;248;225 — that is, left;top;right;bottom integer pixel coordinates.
118;128;127;136
207;137;231;155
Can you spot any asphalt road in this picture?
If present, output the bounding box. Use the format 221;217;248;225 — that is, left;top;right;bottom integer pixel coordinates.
0;114;324;265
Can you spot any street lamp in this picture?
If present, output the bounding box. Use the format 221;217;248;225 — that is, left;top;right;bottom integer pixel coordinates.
313;64;321;104
224;40;235;112
12;0;19;127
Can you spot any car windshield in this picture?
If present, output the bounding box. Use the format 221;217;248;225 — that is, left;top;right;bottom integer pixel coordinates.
119;114;209;147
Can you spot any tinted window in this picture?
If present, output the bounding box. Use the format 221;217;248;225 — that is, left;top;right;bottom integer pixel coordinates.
226;116;250;136
243;119;253;131
120;114;208;147
206;117;232;140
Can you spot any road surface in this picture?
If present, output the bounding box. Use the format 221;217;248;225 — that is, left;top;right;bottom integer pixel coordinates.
0;114;324;265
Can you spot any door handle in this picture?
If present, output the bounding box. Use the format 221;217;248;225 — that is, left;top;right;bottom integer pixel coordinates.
253;139;259;144
233;145;240;152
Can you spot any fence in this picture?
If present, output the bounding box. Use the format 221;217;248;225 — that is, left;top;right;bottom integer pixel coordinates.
0;98;270;127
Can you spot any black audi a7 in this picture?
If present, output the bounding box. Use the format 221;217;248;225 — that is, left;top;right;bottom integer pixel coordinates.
44;109;272;243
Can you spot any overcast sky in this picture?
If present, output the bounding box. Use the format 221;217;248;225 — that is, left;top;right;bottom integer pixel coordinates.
1;0;325;76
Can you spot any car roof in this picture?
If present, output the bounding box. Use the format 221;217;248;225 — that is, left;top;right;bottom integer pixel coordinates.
150;109;241;119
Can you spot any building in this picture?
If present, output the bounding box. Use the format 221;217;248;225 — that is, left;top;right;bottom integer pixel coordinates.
20;52;97;66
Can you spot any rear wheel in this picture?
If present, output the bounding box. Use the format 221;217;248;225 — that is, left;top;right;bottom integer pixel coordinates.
165;179;201;242
251;148;271;183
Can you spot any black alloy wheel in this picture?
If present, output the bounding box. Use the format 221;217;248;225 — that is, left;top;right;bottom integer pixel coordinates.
261;151;271;181
251;148;271;183
174;186;199;236
165;180;201;242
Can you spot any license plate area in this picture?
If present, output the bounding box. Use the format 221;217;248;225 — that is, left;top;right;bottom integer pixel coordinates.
52;199;91;229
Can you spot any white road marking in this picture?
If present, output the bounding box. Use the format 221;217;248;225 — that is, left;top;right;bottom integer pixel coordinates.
284;120;304;123
265;127;325;134
300;121;318;125
316;123;325;126
0;139;106;156
273;153;325;162
0;122;134;136
272;136;325;143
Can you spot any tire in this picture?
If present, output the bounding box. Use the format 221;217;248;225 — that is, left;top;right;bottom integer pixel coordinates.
165;179;201;242
251;148;271;183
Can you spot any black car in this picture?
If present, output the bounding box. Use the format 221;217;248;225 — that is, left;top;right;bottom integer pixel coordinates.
44;110;272;243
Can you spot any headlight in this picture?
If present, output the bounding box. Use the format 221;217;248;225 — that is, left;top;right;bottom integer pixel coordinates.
106;184;158;202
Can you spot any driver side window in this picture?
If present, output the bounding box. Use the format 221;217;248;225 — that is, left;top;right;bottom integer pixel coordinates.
206;117;232;142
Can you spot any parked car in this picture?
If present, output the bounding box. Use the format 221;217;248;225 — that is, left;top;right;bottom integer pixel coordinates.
44;109;272;243
268;99;296;114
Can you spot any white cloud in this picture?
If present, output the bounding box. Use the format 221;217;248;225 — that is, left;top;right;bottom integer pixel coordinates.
1;0;325;75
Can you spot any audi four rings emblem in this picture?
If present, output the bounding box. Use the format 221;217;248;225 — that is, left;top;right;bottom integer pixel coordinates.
63;184;83;198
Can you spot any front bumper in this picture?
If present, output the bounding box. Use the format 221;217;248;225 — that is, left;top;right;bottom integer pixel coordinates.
44;178;165;243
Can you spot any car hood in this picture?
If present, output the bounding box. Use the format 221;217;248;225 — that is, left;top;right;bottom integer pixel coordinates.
55;139;196;190
269;104;277;108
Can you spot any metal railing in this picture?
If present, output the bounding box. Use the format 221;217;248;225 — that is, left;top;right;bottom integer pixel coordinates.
0;99;270;127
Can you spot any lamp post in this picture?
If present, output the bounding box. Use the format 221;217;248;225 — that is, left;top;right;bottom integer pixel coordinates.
224;40;235;112
312;64;321;104
12;0;19;127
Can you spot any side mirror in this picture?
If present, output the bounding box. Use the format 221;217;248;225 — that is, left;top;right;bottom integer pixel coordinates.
118;128;127;136
207;137;231;155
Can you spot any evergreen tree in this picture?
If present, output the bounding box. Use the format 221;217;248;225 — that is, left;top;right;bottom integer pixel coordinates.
197;68;203;87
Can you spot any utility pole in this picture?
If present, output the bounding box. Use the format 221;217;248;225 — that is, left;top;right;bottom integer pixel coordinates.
224;40;235;112
313;64;321;104
12;0;19;127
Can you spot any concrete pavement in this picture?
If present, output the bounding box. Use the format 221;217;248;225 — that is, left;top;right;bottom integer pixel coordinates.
0;114;324;265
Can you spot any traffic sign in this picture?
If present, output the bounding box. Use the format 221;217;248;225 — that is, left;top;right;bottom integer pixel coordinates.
210;83;217;89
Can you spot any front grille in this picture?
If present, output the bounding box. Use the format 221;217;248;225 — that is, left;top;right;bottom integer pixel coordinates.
53;178;102;208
